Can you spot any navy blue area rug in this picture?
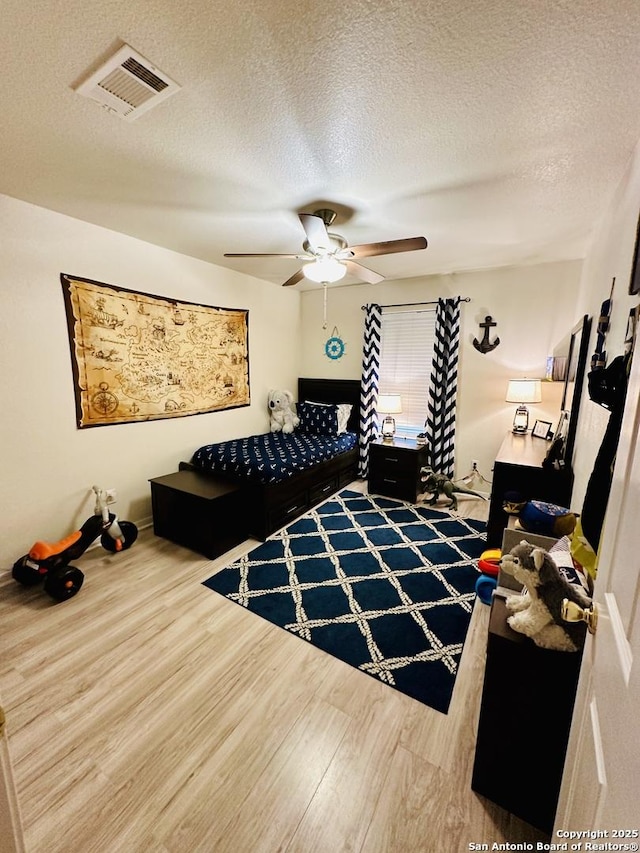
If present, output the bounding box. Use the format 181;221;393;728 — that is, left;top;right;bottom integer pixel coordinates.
203;489;486;713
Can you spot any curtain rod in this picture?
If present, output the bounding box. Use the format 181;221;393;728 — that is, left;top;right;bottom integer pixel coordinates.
360;297;471;310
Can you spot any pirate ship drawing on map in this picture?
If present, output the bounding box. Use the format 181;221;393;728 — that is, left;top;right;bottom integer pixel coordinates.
89;298;122;330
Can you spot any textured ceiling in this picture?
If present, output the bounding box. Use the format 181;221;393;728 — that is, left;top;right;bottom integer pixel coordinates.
3;0;640;289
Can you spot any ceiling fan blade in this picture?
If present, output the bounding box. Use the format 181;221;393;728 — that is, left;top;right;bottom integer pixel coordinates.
282;269;305;287
299;213;331;253
348;236;428;259
344;260;384;285
224;252;301;258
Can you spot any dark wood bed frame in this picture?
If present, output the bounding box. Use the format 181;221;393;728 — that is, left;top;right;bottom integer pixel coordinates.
180;377;362;540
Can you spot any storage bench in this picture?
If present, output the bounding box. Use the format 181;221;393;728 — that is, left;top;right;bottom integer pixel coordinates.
149;470;247;559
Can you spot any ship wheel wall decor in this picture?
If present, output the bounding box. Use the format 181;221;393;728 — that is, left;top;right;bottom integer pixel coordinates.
325;326;345;360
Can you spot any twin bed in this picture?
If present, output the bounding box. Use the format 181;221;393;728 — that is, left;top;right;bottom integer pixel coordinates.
180;378;362;540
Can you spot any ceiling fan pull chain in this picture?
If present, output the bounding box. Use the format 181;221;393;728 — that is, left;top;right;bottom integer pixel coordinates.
323;282;328;329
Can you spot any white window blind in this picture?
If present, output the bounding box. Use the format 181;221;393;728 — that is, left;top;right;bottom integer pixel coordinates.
378;308;436;435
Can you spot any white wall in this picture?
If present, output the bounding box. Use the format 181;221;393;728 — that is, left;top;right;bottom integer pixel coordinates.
300;260;583;489
0;194;300;567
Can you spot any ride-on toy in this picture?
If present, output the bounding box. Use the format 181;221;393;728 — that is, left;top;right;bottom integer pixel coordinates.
12;485;138;601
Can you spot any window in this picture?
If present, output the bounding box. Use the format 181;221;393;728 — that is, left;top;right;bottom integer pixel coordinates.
378;308;436;437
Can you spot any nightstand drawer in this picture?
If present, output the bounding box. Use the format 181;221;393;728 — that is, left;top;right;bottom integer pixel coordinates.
369;473;417;502
369;445;417;476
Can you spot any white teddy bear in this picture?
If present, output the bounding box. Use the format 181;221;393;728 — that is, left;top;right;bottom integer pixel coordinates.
267;389;299;434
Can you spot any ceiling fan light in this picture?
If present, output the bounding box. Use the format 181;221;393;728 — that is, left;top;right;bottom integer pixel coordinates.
302;257;347;283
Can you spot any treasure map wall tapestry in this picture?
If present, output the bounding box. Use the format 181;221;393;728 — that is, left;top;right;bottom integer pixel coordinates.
61;274;250;428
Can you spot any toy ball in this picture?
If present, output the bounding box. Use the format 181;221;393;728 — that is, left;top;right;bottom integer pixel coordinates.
519;500;577;538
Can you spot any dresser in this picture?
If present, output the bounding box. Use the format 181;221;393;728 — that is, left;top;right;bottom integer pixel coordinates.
368;438;430;502
472;593;582;834
486;432;574;548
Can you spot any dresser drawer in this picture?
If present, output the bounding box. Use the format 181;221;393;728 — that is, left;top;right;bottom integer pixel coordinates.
268;491;308;530
309;475;338;505
338;464;358;487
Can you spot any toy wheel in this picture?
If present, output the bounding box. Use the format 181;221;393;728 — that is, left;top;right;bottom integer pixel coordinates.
101;521;138;553
478;558;500;578
12;557;44;586
44;566;84;601
475;574;497;606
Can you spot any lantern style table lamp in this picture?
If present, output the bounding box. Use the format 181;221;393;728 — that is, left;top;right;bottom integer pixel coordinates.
505;379;542;434
377;393;403;441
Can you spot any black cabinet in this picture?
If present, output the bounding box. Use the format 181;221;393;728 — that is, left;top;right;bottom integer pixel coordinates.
486;432;573;547
472;596;582;835
368;438;430;502
150;470;247;559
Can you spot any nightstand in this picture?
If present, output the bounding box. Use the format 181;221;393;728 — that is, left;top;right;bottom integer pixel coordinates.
368;438;430;502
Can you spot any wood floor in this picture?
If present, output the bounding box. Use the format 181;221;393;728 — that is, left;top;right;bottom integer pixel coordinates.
0;483;549;852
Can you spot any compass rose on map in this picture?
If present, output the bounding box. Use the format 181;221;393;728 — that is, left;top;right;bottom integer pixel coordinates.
91;382;118;416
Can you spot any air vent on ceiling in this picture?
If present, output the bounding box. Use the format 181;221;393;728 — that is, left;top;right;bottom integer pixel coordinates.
74;44;181;121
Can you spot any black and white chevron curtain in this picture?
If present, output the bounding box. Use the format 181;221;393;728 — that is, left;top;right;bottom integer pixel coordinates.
424;298;462;479
358;303;382;477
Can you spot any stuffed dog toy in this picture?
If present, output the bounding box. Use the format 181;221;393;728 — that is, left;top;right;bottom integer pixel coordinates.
267;389;299;434
501;540;590;652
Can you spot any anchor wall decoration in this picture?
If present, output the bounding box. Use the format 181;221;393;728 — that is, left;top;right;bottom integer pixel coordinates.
473;315;500;354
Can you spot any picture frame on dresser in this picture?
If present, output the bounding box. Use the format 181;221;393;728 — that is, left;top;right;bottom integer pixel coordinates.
532;419;552;440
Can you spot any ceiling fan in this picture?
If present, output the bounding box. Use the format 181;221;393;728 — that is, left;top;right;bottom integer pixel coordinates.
224;208;428;286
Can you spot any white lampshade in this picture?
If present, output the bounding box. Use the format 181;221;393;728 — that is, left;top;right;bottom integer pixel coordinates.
302;257;347;283
505;378;542;404
505;378;541;434
377;393;403;414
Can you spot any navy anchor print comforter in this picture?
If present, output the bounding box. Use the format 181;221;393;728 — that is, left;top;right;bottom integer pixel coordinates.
191;431;357;485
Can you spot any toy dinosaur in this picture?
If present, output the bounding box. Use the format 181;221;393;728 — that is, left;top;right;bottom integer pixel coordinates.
419;467;487;511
